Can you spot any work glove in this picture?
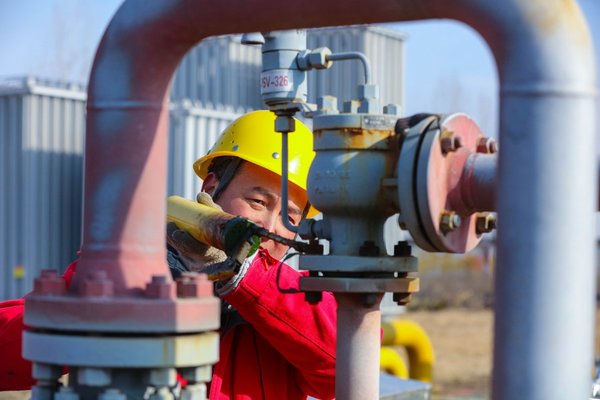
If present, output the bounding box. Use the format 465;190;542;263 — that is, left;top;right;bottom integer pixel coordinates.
166;192;258;283
167;192;230;280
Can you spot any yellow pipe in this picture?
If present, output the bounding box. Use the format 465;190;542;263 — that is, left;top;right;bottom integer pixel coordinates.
381;319;435;382
380;346;409;379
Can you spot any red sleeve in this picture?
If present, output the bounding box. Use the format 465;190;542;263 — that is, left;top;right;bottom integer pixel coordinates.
224;250;336;400
0;261;79;391
0;298;34;391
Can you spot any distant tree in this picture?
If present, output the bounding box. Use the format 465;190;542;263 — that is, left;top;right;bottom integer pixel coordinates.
43;3;96;83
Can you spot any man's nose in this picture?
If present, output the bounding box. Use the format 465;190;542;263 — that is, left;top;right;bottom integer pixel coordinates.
258;211;279;232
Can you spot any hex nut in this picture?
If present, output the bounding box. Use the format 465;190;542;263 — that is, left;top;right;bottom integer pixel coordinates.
393;292;412;306
476;213;497;235
34;270;66;296
148;387;174;400
383;104;401;116
358;98;380;114
54;386;80;400
148;368;177;387
32;363;62;381
31;385;55;400
81;271;114;298
393;241;412;257
440;136;463;154
179;366;212;383
145;275;175;299
274;115;295;133
98;389;126;400
177;272;212;298
307;47;333;69
180;384;207;400
358;84;379;100
317;96;338;114
343;100;359;113
440;211;462;234
476;137;498;154
305;291;323;305
77;367;111;387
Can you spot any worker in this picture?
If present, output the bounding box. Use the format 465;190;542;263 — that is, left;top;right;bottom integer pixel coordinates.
0;110;337;400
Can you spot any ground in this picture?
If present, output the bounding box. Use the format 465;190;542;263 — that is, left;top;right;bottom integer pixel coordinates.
399;309;493;399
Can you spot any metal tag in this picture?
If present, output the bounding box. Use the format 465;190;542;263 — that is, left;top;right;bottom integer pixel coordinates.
260;69;294;94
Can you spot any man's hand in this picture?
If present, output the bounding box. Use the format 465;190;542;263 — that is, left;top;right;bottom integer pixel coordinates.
167;222;228;268
167;193;242;281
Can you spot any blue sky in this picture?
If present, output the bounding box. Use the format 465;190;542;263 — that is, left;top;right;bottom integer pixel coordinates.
0;0;598;139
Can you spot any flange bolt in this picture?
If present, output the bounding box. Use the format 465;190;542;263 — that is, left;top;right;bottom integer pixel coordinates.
440;211;462;234
440;135;462;154
476;213;497;235
476;137;498;154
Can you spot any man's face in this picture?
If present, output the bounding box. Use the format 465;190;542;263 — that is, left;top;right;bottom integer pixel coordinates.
203;162;308;260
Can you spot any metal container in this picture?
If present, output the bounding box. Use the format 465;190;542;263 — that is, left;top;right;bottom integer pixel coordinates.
167;101;247;199
0;77;86;300
170;35;263;110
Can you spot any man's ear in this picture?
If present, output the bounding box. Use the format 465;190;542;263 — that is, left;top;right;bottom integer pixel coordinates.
201;172;219;196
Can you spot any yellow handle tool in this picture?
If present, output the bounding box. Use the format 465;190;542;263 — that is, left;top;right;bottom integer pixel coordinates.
167;195;235;251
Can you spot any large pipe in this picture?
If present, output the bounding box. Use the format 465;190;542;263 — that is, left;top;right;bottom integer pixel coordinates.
79;1;596;399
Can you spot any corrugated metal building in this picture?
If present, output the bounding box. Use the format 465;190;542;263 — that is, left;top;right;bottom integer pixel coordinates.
171;35;263;110
307;25;405;110
168;101;249;200
0;77;86;299
0;25;405;300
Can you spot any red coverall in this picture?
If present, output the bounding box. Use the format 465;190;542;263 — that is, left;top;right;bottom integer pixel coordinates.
0;249;337;400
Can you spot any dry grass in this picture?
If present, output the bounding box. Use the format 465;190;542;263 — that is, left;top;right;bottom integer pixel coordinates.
397;308;600;399
399;309;493;398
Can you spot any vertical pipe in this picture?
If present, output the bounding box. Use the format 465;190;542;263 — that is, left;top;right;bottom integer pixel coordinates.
335;293;383;400
470;3;598;399
494;94;596;400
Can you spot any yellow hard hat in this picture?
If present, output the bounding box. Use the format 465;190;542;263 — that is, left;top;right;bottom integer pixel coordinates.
194;110;318;217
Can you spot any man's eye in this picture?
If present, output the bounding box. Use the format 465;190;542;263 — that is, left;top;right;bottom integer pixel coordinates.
288;214;300;226
249;198;266;207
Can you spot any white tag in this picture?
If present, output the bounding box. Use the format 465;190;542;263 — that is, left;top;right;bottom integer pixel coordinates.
260;69;294;94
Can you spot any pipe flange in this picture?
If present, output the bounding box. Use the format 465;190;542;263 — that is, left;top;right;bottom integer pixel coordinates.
396;116;440;252
23;331;219;368
414;113;485;253
299;255;418;273
24;295;220;333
